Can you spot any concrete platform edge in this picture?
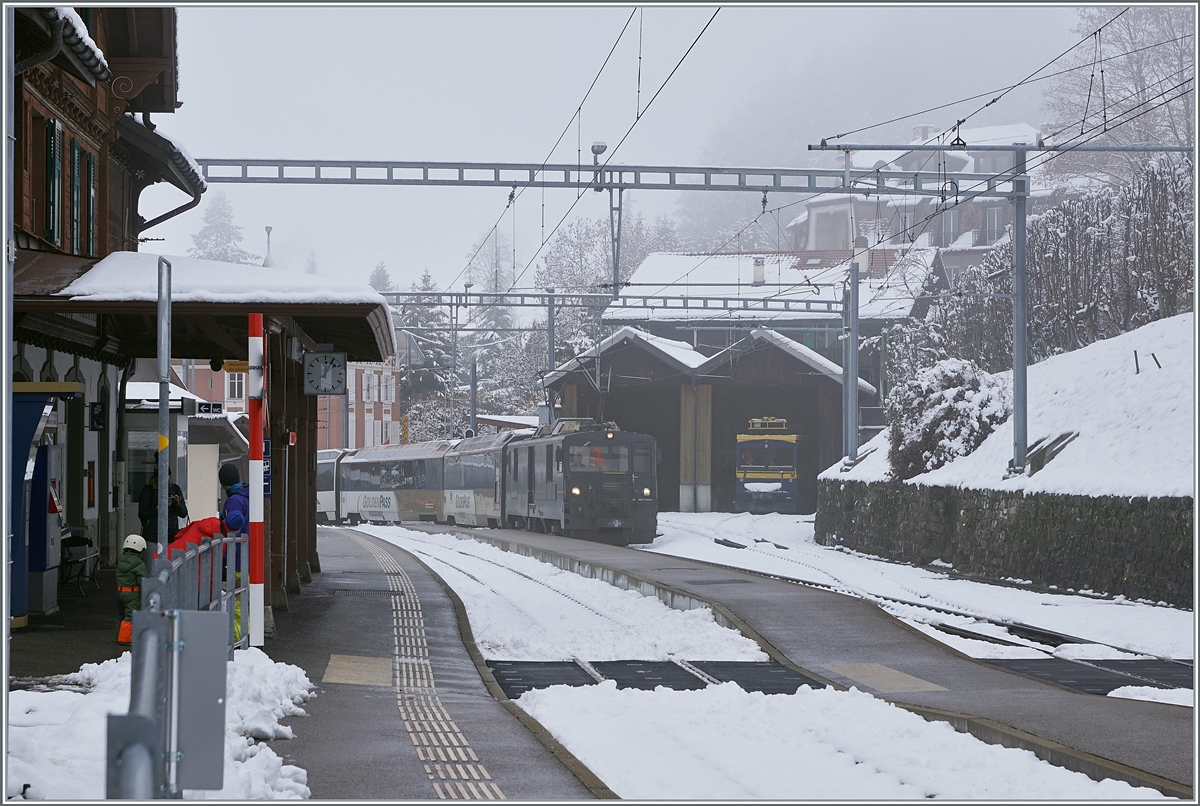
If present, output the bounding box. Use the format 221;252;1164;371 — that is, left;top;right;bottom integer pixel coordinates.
434;525;1195;798
359;531;619;799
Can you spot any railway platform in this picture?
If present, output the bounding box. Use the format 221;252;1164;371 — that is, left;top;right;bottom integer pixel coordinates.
401;522;1193;796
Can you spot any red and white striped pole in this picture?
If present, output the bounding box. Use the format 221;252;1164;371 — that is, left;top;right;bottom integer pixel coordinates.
248;314;265;646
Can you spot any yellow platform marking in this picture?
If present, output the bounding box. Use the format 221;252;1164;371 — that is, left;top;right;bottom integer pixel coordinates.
322;654;395;687
822;663;947;693
345;532;505;800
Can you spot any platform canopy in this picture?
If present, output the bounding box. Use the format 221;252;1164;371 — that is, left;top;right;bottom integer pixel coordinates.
13;250;395;364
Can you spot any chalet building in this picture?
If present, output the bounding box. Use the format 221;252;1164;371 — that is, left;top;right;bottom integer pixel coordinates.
8;9;395;630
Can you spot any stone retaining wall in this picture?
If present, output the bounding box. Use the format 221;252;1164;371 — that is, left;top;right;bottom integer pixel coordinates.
815;478;1194;608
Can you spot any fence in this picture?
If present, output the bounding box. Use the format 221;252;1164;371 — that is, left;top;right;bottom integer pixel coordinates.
106;533;248;798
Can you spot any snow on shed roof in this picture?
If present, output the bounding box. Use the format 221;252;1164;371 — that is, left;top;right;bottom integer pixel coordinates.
749;329;876;396
58;252;388;306
544;326;709;386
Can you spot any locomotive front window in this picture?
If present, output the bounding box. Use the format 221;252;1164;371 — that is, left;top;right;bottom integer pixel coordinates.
568;444;629;472
632;445;652;474
768;445;795;468
739;447;766;467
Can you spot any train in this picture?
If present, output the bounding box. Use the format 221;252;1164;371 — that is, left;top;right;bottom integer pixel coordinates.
317;420;657;545
733;417;800;515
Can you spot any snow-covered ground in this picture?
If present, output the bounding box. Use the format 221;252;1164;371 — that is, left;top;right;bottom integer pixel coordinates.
7;649;314;800
646;512;1194;662
519;682;1165;800
833;312;1195;498
360;524;765;661
361;524;1179;799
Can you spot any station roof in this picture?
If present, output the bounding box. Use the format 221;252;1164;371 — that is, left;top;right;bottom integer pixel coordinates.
13;250;395;363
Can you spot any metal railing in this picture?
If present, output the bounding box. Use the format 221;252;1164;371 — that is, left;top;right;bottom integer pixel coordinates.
107;533;247;798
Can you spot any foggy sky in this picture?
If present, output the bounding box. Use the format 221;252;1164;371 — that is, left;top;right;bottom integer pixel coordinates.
140;5;1081;292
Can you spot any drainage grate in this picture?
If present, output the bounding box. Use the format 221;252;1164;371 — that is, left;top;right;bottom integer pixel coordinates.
486;661;597;699
591;661;708;691
691;661;826;694
985;658;1173;695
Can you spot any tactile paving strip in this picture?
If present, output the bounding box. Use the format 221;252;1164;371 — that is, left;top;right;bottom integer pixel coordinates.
346;533;505;800
984;658;1177;695
691;661;826;694
590;660;708;691
486;661;598;699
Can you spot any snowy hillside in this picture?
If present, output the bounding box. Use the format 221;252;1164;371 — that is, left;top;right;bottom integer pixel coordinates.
828;313;1195;498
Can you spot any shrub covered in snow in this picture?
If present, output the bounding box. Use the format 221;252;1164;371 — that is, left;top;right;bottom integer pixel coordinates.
886;358;1011;481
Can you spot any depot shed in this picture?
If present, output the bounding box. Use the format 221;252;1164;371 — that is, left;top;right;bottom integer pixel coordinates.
545;327;876;514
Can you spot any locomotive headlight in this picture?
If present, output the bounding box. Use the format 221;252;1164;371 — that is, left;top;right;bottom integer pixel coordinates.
571;486;581;496
606;431;613;439
643;487;651;497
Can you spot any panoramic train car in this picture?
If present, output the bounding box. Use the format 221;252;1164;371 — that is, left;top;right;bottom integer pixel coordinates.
442;431;521;527
504;420;657;545
316;449;351;523
338;440;454;524
733;417;799;514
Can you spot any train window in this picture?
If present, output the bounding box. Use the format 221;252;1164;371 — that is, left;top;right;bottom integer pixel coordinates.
739;447;766;467
768;445;795;468
632;445;652;474
546;445;554;481
568;444;629;472
317;462;334;491
555;446;563;473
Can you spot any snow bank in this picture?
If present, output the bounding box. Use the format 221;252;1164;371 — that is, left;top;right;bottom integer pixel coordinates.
1108;686;1194;707
362;525;767;662
6;649;315;800
517;681;1167;799
58;252;387;306
824;313;1195;498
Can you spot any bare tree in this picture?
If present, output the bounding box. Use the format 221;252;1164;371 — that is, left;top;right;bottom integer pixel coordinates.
1042;6;1194;184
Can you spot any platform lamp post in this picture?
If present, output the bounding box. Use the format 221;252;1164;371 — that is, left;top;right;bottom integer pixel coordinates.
247;314;265;646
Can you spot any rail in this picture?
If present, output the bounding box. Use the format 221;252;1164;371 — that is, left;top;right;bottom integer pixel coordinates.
106;533;248;798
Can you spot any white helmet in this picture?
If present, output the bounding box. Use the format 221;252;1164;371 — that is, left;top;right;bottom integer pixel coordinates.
123;534;147;552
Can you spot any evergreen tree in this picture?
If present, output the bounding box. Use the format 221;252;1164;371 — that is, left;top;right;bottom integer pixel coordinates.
305;253;319;275
395;269;452;392
187;192;260;264
368;261;394;292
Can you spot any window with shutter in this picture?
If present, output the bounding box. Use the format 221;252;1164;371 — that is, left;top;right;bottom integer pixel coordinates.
71;139;81;254
45;120;62;245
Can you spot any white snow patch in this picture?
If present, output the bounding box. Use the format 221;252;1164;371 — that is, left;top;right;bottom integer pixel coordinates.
1108;686;1194;707
642;512;1192;660
517;681;1168;799
58;252;388;306
359;525;766;662
6;649;315;800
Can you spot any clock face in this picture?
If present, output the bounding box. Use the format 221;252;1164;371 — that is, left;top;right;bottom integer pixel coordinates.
303;352;347;395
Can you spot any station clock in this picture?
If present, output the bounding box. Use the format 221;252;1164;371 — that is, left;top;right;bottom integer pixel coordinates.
303;352;347;395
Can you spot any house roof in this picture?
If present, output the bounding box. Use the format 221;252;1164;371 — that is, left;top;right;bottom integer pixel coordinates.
545;325;877;395
116;115;206;199
16;7;111;84
746;329;877;396
544;325;709;386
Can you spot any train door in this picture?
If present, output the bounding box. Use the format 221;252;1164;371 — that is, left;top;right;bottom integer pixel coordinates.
526;446;535;507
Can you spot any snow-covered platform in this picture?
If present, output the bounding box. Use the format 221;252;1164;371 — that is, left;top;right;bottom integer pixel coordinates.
406;522;1193;796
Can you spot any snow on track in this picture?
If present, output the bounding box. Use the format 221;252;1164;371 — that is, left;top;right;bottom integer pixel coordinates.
358;525;767;662
645;512;1194;661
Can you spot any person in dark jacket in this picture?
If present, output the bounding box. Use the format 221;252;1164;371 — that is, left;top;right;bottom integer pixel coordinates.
138;459;188;543
117;534;149;645
219;463;249;541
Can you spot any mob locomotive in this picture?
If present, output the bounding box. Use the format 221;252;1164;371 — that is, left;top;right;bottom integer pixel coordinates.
733;417;800;514
316;420;657;545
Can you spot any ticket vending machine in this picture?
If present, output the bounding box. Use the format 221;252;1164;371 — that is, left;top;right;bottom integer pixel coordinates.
28;444;64;614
